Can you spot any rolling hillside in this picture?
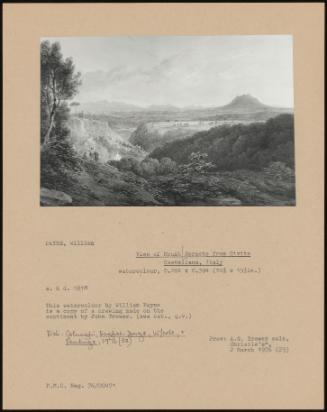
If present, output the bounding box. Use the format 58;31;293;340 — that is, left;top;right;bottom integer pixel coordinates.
150;114;295;172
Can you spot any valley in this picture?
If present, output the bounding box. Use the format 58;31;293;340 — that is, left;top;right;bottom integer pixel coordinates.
41;94;295;206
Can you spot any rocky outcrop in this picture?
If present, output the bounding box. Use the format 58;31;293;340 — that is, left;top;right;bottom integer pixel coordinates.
67;117;145;162
41;188;73;206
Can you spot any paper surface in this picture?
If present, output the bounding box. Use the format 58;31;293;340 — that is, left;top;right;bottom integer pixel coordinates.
3;3;324;409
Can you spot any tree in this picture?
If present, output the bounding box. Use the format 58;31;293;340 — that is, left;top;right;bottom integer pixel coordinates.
158;157;177;175
41;40;81;147
140;158;160;176
179;152;215;175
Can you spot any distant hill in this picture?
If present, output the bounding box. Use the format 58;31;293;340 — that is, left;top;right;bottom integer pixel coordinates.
71;100;144;114
150;114;295;172
197;95;292;121
71;95;292;116
219;94;269;112
146;104;180;112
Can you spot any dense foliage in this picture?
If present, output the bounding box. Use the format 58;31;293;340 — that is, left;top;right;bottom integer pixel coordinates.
110;156;177;177
41;40;81;146
41;41;83;193
151;114;294;172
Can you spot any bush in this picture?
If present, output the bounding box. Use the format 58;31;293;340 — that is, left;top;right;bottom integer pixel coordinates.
109;156;177;177
158;157;177;174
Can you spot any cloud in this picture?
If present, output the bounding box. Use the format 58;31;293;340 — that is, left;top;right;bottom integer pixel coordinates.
79;52;183;97
68;36;293;107
141;55;177;83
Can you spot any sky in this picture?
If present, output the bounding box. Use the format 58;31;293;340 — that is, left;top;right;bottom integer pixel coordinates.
43;36;294;108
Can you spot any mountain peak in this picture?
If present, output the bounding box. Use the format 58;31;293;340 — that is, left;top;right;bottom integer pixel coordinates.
222;94;267;111
231;94;261;104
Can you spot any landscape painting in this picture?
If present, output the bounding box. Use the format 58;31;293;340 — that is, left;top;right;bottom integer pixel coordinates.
40;36;295;206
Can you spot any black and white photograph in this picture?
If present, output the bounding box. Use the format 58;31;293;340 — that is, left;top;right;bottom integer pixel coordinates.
40;36;295;206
